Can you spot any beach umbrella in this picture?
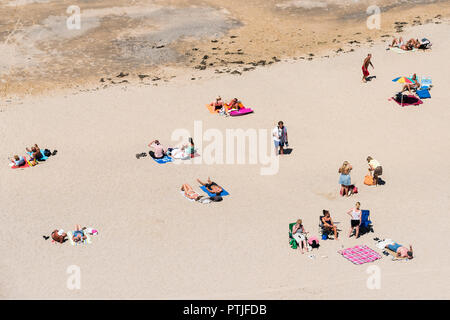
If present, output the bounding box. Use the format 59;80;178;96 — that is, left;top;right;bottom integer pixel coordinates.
392;76;413;84
392;76;413;105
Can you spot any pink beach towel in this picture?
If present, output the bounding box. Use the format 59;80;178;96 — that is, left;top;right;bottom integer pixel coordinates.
339;245;381;265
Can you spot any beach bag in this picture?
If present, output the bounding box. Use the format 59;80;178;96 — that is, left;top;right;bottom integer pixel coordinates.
321;233;328;240
210;195;223;202
44;149;51;157
353;186;358;194
364;175;375;186
420;38;431;49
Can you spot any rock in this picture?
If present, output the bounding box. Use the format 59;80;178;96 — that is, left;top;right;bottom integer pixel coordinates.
230;35;237;38
138;74;149;80
243;67;255;72
156;45;165;49
203;55;209;59
192;48;199;51
117;72;128;78
272;56;281;62
211;39;218;43
230;70;241;75
100;78;105;82
230;60;244;64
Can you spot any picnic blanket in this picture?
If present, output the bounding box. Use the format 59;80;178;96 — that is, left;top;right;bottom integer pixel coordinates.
151;154;173;164
339;245;381;265
200;185;229;197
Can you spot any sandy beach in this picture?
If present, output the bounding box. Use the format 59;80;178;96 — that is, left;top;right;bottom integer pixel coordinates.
1;1;450;300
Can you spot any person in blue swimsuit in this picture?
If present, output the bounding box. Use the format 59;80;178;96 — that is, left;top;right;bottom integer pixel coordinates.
72;225;87;243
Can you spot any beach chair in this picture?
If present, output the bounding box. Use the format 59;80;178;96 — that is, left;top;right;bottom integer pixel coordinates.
288;222;298;249
359;210;374;235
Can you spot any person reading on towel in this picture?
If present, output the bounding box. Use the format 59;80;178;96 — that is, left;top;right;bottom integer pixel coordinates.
26;144;43;161
401;74;420;94
148;140;167;159
181;184;202;200
292;219;309;254
385;243;413;259
366;156;382;185
211;96;224;111
197;177;223;195
51;229;67;243
9;155;26;167
72;224;87;243
321;210;338;240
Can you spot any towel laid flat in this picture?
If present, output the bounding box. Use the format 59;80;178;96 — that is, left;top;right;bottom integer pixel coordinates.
200;185;229;197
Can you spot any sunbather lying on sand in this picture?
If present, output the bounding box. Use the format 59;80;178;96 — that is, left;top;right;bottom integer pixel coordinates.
9;155;26;167
181;184;201;200
401;73;420;94
170;138;195;159
197;177;223;195
26;144;43;161
72;224;87;242
385;242;413;259
51;229;67;243
390;37;417;50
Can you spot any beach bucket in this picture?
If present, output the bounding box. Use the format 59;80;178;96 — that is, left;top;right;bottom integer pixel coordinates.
322;233;328;240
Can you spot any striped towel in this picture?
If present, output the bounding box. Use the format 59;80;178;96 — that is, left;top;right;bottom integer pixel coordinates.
339;245;381;265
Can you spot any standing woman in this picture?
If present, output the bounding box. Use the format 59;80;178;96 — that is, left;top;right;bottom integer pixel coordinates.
338;161;353;196
347;202;362;238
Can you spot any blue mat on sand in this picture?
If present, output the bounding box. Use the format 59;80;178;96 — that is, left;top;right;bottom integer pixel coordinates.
200;185;229;197
152;155;173;164
416;88;431;99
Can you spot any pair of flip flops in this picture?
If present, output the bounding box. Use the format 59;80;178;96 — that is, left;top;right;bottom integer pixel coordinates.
136;152;147;159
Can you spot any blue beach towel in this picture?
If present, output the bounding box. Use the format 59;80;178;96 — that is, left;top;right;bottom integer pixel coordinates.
416;88;431;99
152;155;173;164
200;185;229;197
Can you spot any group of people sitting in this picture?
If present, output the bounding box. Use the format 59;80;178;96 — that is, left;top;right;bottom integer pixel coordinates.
146;137;196;160
9;144;56;167
210;96;243;115
338;156;383;196
181;177;224;203
389;37;431;51
293;204;414;259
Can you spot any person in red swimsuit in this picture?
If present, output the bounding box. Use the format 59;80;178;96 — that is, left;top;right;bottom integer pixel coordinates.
362;53;374;82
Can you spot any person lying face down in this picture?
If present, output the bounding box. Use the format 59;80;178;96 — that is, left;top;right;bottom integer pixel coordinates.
9;155;26;166
148;140;167;159
51;229;67;243
197;177;223;195
385;243;413;259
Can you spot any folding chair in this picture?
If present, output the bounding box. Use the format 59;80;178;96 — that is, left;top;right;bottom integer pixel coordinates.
359;210;374;235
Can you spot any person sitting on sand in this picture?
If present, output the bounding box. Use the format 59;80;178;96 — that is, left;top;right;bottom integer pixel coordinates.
26;144;43;161
385;242;413;259
321;210;338;240
9;155;26;167
338;161;353;196
367;156;383;185
72;224;87;243
197;177;223;195
51;229;67;243
402;73;420;94
227;98;241;110
292;219;309;254
148;140;167;159
347;202;362;238
210;96;224;112
362;53;374;82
